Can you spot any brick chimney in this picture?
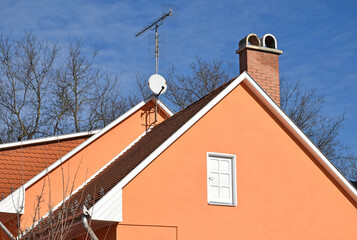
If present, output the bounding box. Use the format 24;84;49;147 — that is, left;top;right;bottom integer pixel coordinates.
236;33;282;105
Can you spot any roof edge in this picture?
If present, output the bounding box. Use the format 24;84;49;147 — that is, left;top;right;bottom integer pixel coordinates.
0;96;171;213
241;71;357;203
154;95;174;117
0;130;99;150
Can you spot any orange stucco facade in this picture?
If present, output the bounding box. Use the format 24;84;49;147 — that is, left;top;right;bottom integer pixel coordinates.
15;100;169;230
2;79;356;239
85;81;357;239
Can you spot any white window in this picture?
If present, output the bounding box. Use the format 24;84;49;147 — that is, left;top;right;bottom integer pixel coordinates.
207;153;237;206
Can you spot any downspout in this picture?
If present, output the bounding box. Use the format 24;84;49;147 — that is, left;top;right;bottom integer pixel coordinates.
0;221;15;240
82;206;99;240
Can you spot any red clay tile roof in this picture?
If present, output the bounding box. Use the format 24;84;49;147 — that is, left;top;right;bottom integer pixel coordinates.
0;137;90;200
26;78;234;238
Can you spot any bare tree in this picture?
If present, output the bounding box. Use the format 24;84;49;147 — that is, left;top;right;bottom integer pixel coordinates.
135;71;152;99
280;77;357;180
135;58;233;112
167;58;232;112
88;73;129;129
52;40;129;134
0;33;58;142
0;33;130;140
53;40;98;133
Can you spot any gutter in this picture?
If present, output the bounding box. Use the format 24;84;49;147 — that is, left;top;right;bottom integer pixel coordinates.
82;206;98;240
0;221;15;240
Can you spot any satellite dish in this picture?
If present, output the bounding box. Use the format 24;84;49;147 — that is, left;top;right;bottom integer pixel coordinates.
148;74;167;95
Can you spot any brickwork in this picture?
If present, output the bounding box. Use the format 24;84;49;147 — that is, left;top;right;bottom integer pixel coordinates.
239;48;280;105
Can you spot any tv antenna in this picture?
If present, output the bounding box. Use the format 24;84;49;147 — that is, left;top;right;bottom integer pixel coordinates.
135;9;172;74
135;10;172;123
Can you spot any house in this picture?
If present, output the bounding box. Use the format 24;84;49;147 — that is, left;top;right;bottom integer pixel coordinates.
0;33;356;239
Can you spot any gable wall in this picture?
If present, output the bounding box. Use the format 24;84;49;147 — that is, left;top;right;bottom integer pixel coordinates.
19;100;168;229
121;82;356;239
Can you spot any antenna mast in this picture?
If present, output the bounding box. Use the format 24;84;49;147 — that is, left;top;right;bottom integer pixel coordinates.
135;9;172;74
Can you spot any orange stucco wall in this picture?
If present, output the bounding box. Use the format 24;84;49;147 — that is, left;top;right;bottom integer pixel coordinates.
116;224;176;240
118;82;356;239
75;223;176;240
19;100;168;229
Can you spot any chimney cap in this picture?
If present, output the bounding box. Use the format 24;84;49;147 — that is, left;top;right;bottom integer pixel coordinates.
237;33;282;55
238;33;260;49
260;34;278;49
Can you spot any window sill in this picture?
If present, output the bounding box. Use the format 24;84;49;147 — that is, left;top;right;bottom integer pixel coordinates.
208;201;236;207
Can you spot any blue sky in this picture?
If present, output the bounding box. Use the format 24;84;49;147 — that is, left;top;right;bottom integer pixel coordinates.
0;0;356;153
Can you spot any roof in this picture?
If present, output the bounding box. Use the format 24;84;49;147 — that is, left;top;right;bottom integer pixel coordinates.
26;75;233;238
0;96;173;215
24;71;357;237
0;134;93;199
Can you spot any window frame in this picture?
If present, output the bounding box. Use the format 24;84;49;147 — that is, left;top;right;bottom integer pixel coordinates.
207;152;237;206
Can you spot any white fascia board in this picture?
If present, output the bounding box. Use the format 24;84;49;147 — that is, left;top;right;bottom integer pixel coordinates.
156;97;174;117
144;94;174;117
0;187;25;214
89;187;122;222
0;96;168;213
0;130;99;150
240;72;357;202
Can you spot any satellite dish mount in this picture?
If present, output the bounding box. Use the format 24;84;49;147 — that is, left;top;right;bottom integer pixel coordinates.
148;74;167;122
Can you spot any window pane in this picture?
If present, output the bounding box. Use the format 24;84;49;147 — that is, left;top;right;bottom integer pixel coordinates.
211;173;219;185
221;187;230;199
211;159;219;171
210;186;219;198
220;160;230;172
220;173;230;186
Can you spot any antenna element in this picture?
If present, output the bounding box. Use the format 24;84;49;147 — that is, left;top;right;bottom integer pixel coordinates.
135;9;172;74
